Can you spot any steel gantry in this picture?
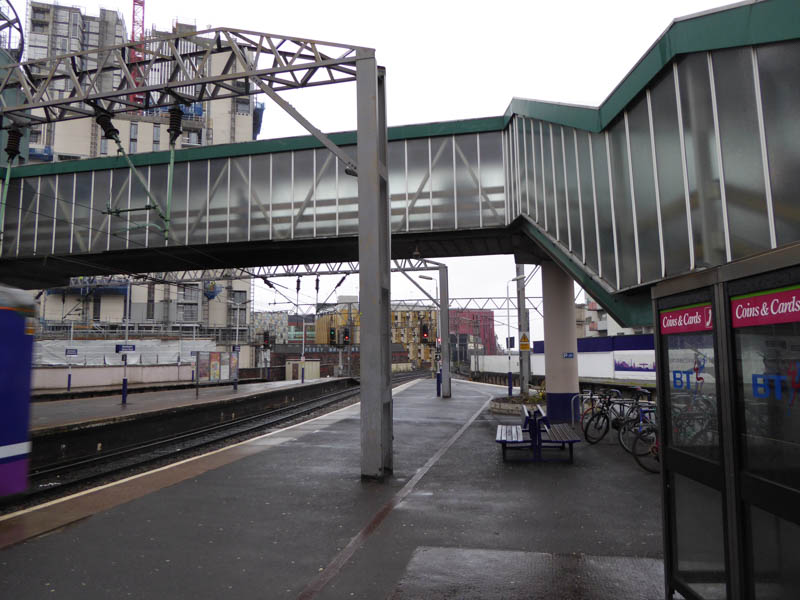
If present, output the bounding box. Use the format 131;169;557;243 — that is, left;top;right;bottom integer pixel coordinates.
0;26;391;478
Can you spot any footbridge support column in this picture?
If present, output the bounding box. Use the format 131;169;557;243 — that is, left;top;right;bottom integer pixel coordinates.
439;264;451;398
357;53;392;479
515;264;530;396
542;261;579;423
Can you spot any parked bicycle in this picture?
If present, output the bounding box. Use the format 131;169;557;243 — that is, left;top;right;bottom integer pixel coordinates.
632;423;660;473
582;390;639;444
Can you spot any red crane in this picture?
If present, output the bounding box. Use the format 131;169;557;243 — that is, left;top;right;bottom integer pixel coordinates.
130;0;145;105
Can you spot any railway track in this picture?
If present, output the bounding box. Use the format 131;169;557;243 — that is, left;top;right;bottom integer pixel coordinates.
3;371;427;512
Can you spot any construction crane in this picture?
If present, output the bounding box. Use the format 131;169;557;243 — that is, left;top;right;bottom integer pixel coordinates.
130;0;145;104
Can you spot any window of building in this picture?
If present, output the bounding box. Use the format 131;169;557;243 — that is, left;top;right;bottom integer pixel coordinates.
30;127;42;144
129;122;138;154
100;137;107;155
152;125;160;151
178;303;198;322
72;21;78;38
235;97;250;115
32;23;46;34
146;283;155;320
179;284;200;302
60;38;67;53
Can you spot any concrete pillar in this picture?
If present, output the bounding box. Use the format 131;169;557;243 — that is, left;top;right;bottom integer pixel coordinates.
542;261;579;423
515;264;530;396
357;55;392;478
439;265;451;398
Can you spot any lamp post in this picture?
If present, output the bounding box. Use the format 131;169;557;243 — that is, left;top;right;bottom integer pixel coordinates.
418;274;438;366
419;274;441;395
506;274;525;397
228;297;251;391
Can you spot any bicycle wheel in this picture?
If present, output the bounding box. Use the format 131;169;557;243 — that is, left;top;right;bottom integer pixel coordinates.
632;427;660;473
583;412;609;444
618;418;643;454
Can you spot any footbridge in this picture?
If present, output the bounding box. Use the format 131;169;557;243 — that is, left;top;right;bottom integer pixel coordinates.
2;2;799;331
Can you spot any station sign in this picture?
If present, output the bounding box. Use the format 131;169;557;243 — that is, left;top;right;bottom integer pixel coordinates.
731;285;800;328
190;350;198;357
65;348;78;356
659;303;713;335
562;352;574;359
232;345;240;352
115;344;136;353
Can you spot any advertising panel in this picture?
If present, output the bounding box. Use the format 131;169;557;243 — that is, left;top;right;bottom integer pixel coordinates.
210;352;221;382
197;353;210;381
220;352;230;381
230;352;239;379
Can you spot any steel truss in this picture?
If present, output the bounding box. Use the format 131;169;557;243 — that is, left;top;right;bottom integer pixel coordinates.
0;27;365;170
65;259;442;287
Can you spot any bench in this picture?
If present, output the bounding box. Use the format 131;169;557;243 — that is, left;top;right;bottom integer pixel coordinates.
495;406;535;461
532;405;581;463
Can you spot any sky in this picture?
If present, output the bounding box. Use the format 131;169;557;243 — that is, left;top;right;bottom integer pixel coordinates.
19;0;734;344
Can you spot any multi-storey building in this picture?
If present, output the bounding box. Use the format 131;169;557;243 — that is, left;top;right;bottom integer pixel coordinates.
25;2;263;163
578;296;654;338
314;297;438;368
252;311;289;345
38;275;252;345
449;309;497;356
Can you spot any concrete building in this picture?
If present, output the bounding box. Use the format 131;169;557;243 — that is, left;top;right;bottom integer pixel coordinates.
38;275;252;343
313;297;438;368
252;311;289;345
578;296;653;338
25;2;262;163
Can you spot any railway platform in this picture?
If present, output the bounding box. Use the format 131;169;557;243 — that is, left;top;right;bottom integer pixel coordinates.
1;379;663;599
29;377;346;431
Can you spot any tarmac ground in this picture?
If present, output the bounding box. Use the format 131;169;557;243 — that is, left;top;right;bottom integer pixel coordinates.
0;378;664;599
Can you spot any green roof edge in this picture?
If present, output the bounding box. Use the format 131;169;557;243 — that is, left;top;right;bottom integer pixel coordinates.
10;116;505;179
504;0;800;132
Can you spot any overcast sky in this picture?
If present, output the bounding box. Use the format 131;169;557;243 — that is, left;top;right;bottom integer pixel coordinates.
28;0;734;343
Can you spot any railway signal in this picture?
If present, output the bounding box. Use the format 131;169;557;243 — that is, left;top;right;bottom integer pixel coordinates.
329;326;336;346
343;327;350;345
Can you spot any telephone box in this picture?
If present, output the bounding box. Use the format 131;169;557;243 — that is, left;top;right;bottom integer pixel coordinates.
653;246;800;600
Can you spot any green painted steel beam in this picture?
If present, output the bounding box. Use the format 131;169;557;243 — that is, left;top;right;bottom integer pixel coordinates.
516;217;653;327
10;116;505;180
504;0;800;132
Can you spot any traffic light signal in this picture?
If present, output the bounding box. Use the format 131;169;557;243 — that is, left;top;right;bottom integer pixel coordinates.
329;326;336;345
343;327;350;344
263;331;270;349
421;323;429;343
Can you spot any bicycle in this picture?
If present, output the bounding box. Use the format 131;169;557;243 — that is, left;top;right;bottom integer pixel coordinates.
618;400;657;453
582;390;636;444
617;388;656;453
632;423;660;473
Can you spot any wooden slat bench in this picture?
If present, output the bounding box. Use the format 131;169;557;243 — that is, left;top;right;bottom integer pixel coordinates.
495;406;535;461
533;405;581;463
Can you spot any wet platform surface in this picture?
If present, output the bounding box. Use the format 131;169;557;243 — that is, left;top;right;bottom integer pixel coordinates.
29;378;341;431
1;379;664;599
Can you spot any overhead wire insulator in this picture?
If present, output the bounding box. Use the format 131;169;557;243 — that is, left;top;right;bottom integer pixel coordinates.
167;106;183;145
95;112;119;140
4;128;22;160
